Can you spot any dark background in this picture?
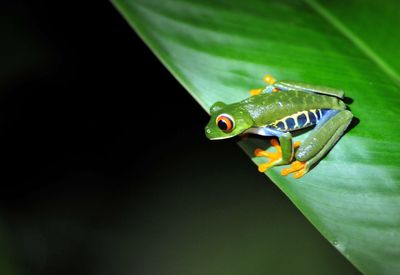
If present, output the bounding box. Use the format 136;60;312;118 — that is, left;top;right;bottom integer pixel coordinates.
0;1;358;274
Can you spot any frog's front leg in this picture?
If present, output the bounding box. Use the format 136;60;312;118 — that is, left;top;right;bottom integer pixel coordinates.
281;109;353;178
254;131;300;172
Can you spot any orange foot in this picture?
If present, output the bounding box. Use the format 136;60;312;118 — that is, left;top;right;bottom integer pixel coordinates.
249;88;263;96
254;139;282;173
249;74;278;96
263;74;276;85
281;161;308;179
263;74;280;92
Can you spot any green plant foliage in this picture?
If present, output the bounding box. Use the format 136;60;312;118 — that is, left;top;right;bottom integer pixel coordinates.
112;0;400;273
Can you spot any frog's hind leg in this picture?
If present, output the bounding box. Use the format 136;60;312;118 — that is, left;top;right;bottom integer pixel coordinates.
274;81;344;98
281;110;353;178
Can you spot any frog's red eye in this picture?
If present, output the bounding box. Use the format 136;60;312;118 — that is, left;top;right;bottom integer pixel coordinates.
216;114;235;132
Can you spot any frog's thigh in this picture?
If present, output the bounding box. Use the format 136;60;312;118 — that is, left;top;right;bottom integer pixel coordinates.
295;110;353;166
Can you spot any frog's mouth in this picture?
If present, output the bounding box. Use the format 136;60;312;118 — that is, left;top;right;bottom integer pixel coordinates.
205;126;242;140
207;136;231;140
205;128;230;140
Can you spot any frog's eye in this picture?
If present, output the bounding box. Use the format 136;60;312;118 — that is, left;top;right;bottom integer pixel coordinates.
216;114;235;132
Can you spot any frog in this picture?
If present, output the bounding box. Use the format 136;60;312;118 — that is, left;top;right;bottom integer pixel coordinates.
205;74;353;178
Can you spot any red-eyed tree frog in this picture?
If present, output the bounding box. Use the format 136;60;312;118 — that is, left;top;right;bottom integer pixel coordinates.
205;75;353;179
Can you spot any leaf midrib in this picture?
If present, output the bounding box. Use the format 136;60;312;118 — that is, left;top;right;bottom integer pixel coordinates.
304;0;400;87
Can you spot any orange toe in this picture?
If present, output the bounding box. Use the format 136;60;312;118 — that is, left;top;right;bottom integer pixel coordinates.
250;88;262;96
258;161;275;173
254;139;283;173
281;161;306;177
263;74;276;85
294;170;306;179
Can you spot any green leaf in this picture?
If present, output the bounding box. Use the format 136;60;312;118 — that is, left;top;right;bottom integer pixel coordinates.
112;0;400;273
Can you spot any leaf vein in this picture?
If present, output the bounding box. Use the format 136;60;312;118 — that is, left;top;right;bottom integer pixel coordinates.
304;0;400;87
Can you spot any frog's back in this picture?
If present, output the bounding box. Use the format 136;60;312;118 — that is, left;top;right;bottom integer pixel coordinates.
241;90;346;130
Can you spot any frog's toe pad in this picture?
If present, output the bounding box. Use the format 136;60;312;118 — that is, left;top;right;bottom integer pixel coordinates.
257;160;275;173
281;161;308;179
263;74;276;85
254;139;282;173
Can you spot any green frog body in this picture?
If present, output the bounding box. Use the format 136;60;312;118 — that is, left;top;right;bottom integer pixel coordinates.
205;75;353;178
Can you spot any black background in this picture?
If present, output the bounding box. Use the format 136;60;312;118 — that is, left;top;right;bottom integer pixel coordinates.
1;0;208;203
0;1;358;275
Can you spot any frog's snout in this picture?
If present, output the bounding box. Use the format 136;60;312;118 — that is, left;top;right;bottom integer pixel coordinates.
205;125;221;140
205;126;213;139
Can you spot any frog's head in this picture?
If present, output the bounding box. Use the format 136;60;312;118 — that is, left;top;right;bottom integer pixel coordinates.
205;101;253;140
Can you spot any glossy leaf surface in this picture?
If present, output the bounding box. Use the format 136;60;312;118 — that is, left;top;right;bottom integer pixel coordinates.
112;0;400;273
